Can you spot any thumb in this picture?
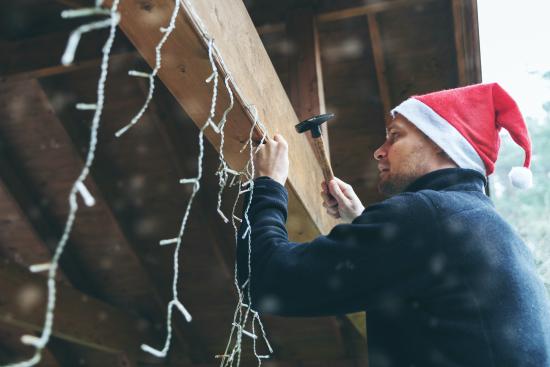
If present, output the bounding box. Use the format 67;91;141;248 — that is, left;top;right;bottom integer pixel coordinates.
329;180;349;206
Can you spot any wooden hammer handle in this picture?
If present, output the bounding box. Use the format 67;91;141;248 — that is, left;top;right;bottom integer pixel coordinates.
313;137;334;184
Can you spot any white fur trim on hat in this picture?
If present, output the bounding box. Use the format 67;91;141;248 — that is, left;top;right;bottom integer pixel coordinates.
508;166;533;189
391;98;486;175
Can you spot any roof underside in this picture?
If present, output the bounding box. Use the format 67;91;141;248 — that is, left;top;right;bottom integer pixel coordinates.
0;0;480;365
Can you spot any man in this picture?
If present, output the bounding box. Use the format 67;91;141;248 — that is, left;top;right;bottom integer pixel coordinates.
236;83;550;366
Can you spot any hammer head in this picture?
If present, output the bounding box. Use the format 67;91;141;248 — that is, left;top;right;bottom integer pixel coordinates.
295;113;335;138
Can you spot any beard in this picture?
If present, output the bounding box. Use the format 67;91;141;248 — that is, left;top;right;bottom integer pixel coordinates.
378;171;418;196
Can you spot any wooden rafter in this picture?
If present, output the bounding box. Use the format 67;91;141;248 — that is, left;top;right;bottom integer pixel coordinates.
287;8;330;159
0;260;155;361
452;0;482;85
0;137;95;290
367;13;393;123
0;31;136;82
317;0;442;23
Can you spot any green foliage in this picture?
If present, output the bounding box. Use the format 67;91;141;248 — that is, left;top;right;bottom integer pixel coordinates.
491;76;550;282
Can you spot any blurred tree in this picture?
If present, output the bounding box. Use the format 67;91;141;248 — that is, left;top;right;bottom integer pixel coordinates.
491;73;550;285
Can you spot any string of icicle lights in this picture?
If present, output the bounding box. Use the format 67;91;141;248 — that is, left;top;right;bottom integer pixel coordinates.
2;0;274;366
2;1;121;366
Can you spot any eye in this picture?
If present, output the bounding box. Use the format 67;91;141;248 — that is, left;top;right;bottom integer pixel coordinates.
388;132;398;142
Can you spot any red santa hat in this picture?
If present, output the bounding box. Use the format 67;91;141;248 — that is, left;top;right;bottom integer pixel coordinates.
390;82;533;189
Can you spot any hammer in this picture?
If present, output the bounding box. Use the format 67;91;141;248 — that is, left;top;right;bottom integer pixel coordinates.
295;113;335;185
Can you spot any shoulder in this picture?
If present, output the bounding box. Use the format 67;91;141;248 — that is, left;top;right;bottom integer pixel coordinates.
355;191;436;227
415;188;493;220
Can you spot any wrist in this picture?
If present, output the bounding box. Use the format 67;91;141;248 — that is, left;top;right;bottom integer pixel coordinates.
255;172;286;186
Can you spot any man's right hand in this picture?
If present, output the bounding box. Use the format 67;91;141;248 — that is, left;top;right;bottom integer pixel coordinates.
321;177;365;223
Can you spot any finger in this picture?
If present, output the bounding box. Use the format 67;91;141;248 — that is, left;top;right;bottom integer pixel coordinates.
321;181;328;193
274;133;288;146
333;177;351;193
326;206;339;216
334;177;360;201
329;179;350;206
254;143;265;155
320;191;338;206
322;201;338;209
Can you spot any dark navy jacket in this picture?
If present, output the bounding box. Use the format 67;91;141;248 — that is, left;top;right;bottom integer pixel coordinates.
237;168;550;367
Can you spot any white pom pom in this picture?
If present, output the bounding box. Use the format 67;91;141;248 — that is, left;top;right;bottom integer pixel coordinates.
508;166;533;189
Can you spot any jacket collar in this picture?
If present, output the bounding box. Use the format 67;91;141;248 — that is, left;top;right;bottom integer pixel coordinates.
403;168;487;193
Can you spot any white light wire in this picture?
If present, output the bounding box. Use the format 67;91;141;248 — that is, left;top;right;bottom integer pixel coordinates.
114;0;181;138
1;1;121;366
139;36;221;358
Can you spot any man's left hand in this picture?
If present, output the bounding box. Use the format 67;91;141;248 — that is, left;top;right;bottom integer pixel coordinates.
253;134;289;186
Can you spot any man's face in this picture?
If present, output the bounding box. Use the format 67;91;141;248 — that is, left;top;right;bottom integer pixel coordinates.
373;114;441;196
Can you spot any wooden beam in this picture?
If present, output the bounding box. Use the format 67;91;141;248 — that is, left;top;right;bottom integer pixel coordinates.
452;0;482;86
0;136;96;291
0;139;117;366
0;31;136;82
286;7;369;347
367;13;393;123
287;8;330;159
0;260;156;361
317;0;442;23
110;0;338;239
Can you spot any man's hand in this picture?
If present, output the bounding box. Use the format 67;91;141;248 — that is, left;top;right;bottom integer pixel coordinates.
321;177;365;223
253;134;289;186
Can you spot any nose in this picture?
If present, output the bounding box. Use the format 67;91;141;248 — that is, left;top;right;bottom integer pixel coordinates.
373;141;387;161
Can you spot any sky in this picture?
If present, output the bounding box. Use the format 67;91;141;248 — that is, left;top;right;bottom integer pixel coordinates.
478;0;550;122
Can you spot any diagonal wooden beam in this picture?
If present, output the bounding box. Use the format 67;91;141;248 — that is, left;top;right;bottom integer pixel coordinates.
0;136;96;291
109;0;339;239
0;260;156;361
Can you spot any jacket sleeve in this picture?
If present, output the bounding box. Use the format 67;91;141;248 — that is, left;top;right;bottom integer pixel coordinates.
236;177;436;317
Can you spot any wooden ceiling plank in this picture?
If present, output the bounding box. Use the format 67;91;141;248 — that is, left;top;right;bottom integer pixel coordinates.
0;260;156;362
367;13;393;123
0;31;136;83
317;0;442;23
